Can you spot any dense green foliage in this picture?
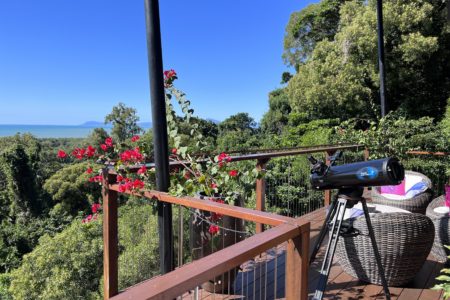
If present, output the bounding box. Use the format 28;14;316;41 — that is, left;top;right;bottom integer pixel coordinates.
286;0;450;120
8;203;159;300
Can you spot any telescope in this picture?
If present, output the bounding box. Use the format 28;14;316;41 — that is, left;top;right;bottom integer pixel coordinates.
309;151;403;300
309;152;404;190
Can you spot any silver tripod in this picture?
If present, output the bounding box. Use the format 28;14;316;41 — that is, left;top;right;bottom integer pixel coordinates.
310;188;391;300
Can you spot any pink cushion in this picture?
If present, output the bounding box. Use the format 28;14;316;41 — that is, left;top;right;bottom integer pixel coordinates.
380;180;406;195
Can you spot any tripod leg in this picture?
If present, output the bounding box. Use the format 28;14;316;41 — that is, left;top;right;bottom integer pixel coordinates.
361;200;391;300
310;197;338;264
313;198;347;300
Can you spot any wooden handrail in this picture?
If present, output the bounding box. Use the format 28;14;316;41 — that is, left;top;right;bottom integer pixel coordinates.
109;184;294;226
110;220;310;300
406;150;449;156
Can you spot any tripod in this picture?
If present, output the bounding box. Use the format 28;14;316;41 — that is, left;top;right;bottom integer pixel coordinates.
310;187;391;300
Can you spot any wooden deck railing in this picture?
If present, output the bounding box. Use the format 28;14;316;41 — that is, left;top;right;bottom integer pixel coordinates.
102;144;364;300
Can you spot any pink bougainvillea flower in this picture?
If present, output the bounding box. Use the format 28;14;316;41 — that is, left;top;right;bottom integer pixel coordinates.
57;150;67;158
118;184;127;193
171;148;177;154
210;183;217;189
91;203;102;214
86;145;96;157
163;69;177;86
229;170;238;177
137;165;147;175
131;135;140;142
82;214;93;224
117;175;124;182
100;144;108;151
218;152;232;163
132;179;145;190
120;147;143;163
105;137;113;147
72;148;86;160
208;224;219;235
89;175;102;183
210;212;223;222
86;167;93;174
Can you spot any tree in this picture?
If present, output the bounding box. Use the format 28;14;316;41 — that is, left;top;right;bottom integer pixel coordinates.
218;113;256;133
43;162;102;215
85;128;109;148
105;103;142;142
260;88;291;135
287;0;450;120
9;204;159;300
283;0;353;68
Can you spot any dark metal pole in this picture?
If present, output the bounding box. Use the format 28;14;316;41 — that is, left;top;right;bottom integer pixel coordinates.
144;0;174;274
376;0;388;117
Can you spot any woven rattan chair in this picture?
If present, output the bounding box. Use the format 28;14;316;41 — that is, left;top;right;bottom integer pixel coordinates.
336;212;434;286
371;170;433;214
426;195;450;263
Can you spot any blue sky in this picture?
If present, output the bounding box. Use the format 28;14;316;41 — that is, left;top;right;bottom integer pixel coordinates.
0;0;314;125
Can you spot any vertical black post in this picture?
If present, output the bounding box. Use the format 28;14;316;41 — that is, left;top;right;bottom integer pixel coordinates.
144;0;174;274
377;0;388;117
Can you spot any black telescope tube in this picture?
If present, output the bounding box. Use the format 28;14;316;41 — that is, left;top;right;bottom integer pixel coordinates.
311;157;404;190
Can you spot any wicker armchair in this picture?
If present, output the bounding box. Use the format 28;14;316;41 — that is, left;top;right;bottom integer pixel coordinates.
426;195;450;263
371;170;433;214
336;212;434;286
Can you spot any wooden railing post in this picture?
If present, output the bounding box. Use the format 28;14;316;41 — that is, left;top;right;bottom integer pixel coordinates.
256;158;269;233
323;151;336;206
364;148;370;161
102;169;118;299
286;222;310;300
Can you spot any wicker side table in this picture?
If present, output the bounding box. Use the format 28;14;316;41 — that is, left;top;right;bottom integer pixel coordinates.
336;212;434;286
426;195;449;263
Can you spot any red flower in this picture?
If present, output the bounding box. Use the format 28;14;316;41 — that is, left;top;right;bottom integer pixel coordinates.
210;183;217;189
86;167;93;174
229;170;238;177
57;150;67;158
132;179;145;190
208;224;219;235
100;144;108;151
105;137;113;147
118;184;127;193
163;69;177;86
91;203;102;213
89;175;102;183
218;152;231;163
72;148;86;160
131;135;140;142
171;148;177;154
137;165;147;175
117;175;124;182
86;145;96;157
120;148;143;163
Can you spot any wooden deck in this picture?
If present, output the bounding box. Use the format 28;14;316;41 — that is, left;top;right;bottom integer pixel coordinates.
185;206;445;299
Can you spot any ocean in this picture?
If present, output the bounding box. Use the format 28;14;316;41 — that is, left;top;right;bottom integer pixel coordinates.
0;124;150;138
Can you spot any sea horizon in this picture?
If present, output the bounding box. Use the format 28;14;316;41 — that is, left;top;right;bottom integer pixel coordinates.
0;123;151;138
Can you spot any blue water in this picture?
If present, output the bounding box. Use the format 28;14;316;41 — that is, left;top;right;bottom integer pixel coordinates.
0;124;107;138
